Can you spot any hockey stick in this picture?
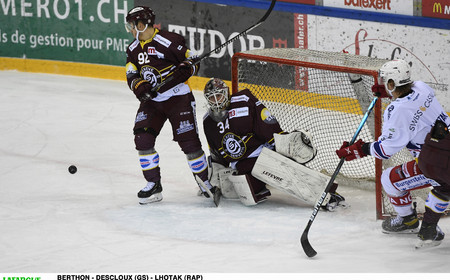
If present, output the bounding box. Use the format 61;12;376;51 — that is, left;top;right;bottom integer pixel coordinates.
300;96;379;258
195;175;221;207
148;0;277;93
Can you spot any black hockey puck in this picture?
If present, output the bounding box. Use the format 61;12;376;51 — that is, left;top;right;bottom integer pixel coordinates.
68;165;77;174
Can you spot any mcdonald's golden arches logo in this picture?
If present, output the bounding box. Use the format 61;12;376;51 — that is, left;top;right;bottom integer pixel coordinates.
433;2;443;13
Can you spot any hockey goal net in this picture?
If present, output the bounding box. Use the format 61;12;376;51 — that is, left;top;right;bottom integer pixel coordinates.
231;48;432;220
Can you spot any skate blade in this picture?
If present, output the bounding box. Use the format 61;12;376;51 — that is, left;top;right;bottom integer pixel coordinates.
139;193;163;205
325;201;350;212
338;201;350;209
415;239;442;249
382;228;419;234
255;196;268;205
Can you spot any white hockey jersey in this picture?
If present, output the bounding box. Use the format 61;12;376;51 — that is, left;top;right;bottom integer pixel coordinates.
369;81;450;160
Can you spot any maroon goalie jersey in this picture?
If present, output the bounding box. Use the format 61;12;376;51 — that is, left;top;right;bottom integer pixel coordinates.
203;89;283;165
125;29;191;98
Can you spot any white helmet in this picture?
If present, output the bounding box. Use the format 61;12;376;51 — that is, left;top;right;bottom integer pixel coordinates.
204;78;230;121
378;59;412;96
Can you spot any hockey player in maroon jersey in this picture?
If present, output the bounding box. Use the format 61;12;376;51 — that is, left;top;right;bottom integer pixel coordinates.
202;78;280;204
124;6;216;205
202;78;347;209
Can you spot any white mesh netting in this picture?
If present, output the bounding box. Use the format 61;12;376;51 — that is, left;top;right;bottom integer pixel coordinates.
233;48;430;218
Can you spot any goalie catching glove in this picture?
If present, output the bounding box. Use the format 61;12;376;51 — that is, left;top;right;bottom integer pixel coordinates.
274;130;317;164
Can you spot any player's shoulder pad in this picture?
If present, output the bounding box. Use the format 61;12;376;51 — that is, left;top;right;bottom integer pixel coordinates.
155;30;185;48
230;89;255;104
127;39;139;52
412;80;435;97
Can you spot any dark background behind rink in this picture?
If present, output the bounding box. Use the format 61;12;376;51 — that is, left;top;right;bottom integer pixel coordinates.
0;0;448;92
135;0;295;80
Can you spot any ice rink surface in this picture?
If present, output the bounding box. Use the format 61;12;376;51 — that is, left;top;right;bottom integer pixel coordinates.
0;71;449;275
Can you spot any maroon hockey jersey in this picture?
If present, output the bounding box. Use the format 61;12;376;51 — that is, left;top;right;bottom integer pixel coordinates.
203;89;283;165
125;29;192;99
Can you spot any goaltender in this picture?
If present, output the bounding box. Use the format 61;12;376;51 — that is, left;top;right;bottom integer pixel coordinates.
201;78;347;210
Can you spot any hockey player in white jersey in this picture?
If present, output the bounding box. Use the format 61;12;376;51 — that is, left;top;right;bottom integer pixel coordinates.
336;59;450;248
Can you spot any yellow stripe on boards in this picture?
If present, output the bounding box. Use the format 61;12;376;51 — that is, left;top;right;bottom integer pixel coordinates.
0;57;125;80
1;57;448;117
0;57;230;90
239;82;364;115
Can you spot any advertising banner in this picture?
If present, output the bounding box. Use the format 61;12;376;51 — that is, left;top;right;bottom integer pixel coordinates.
307;15;450;109
0;0;134;66
0;0;448;109
278;0;315;4
322;0;414;16
422;0;450;19
135;0;295;80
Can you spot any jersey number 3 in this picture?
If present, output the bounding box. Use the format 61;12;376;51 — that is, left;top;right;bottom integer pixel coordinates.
217;119;230;134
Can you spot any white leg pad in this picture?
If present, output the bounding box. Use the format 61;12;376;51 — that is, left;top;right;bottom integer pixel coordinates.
251;147;330;206
209;162;239;199
228;174;258;206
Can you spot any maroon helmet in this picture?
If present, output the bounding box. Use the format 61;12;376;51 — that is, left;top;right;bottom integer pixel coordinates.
125;6;155;31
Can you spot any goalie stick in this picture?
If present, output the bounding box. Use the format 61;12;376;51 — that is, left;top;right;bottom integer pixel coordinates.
300;96;379;258
195;175;221;207
147;0;277;94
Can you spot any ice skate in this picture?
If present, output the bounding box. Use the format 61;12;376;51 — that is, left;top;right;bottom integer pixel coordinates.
322;192;349;212
382;210;419;234
138;181;163;205
415;223;445;249
255;187;271;204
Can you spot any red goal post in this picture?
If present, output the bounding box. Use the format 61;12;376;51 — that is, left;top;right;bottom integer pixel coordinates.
231;48;420;220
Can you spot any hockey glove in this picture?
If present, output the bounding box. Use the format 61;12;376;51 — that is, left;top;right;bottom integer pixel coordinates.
372;84;391;99
172;58;200;85
335;139;367;161
131;78;158;102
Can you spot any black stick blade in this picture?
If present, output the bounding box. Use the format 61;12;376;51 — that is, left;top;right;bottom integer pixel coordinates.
300;225;317;258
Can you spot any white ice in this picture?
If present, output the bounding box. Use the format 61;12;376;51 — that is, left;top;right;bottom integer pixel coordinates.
0;71;449;275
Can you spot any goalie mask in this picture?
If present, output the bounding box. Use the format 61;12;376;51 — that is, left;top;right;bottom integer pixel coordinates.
378;59;412;97
204;78;230;121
